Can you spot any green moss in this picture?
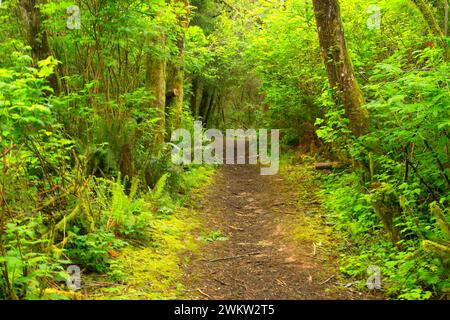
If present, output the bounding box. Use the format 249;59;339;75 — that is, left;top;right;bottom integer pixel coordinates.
281;162;335;249
87;166;216;300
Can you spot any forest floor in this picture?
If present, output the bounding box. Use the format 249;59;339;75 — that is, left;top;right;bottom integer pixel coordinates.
182;160;373;300
86;155;378;300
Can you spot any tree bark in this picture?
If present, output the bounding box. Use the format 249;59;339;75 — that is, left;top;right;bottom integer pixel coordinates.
167;0;190;133
18;0;60;94
444;0;448;37
312;0;368;136
145;33;167;145
410;0;448;57
411;0;445;38
200;89;213;119
194;78;204;118
204;90;217;126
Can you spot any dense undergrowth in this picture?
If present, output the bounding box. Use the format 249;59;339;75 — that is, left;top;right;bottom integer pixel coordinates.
0;0;216;300
0;50;216;299
1;0;449;301
316;51;450;300
84;166;215;300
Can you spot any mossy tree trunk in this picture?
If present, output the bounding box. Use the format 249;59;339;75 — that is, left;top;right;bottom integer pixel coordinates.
146;32;167;145
444;0;448;37
167;0;190;136
445;0;449;37
312;0;368;136
18;0;60;95
410;0;448;58
411;0;445;38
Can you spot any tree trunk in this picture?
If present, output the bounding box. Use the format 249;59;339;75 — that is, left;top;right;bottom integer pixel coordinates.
189;77;197;116
145;33;167;145
194;78;204;118
204;90;217;126
18;0;60;94
200;89;213;119
411;0;445;38
445;0;449;37
189;77;204;119
312;0;368;136
168;0;190;133
410;0;448;57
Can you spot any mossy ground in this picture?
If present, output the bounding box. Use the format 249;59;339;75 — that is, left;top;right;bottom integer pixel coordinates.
81;156;366;300
279;155;364;297
83;166;216;300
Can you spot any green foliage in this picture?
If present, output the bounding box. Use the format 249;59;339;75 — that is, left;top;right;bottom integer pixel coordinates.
0;216;67;300
319;57;450;297
0;54;58;142
304;0;450;300
243;0;323;142
315;87;353;158
185;26;216;77
1;0;449;300
101;176;154;240
320;172;449;299
66;230;126;274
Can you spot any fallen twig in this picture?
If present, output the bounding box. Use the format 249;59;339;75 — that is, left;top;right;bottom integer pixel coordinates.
319;275;336;285
214;278;229;286
197;288;213;299
276;279;287;287
207;252;262;263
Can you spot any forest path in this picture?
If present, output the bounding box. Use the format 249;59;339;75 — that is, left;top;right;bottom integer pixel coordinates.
183;161;360;300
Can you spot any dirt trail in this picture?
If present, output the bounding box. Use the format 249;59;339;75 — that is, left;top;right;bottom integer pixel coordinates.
184;161;359;300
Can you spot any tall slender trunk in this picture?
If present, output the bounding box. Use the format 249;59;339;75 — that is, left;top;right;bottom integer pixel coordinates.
168;0;190;133
194;78;204;118
312;0;368;136
189;77;204;119
146;33;167;145
200;89;213;120
445;0;449;37
411;0;445;38
204;90;217;126
410;0;448;58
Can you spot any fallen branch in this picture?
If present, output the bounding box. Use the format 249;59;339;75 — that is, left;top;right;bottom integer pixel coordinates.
213;278;229;286
314;162;349;170
319;275;336;285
